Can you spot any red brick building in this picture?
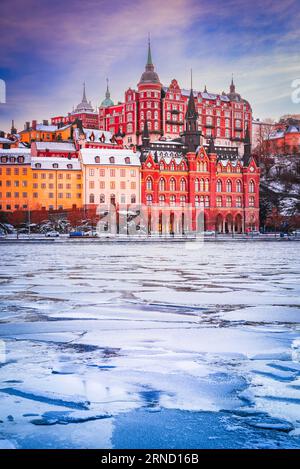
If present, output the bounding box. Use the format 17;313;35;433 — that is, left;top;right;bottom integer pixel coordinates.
99;41;252;152
139;89;259;234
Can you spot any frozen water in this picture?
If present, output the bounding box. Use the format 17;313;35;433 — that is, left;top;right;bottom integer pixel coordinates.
0;241;300;448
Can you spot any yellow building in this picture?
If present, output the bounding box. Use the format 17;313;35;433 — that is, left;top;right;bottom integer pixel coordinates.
31;157;82;210
0;149;31;211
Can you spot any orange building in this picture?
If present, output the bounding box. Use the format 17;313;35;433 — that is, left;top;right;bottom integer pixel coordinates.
30;157;82;210
19;121;72;144
0;149;31;211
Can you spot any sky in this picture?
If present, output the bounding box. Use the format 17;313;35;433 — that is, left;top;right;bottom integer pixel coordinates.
0;0;300;132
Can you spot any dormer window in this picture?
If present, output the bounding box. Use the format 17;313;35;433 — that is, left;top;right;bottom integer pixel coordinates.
67;164;73;169
1;156;7;163
18;156;24;163
35;163;41;168
52;163;59;168
95;156;100;163
10;157;15;163
109;156;115;164
125;157;130;164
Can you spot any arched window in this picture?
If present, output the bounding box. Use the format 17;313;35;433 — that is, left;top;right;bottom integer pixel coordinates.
110;194;116;205
195;178;200;192
160;162;164;170
196;161;201;171
147;110;151;119
109;156;115;164
159;178;166;191
205;178;209;191
236;196;242;207
249;196;255;207
249;180;255;193
170;195;176;206
127;113;132;122
180;195;186;206
195;195;200;207
100;194;105;203
200;161;204;172
200;178;204;191
205;196;210;207
127;123;133;133
89;193;95;203
180;178;186;191
200;195;205;207
146;194;153;205
159;195;165;206
170;178;176;191
216;180;222;192
216;196;222;207
146;178;153;190
226;196;232;207
203;161;208;171
154;111;158;119
95;156;100;163
236;180;242;192
226;180;232;192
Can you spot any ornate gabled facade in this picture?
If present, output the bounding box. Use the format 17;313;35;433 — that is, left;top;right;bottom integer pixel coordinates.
140;122;260;234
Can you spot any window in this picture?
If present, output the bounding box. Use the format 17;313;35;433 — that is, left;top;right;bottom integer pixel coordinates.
200;178;204;191
195;195;200;207
216;180;222;192
131;194;136;204
100;181;105;189
89;169;94;176
146;178;153;190
125;157;131;164
249;180;255;193
14;168;19;175
170;178;176;191
35;163;41;169
52;163;58;169
121;181;126;189
180;178;186;192
205;196;210;207
195;178;199;192
226;196;232;207
205;179;209;191
159;195;165;206
89;194;95;203
249;196;255;207
95;156;100;163
131;182;136;189
226;180;232;192
159;178;165;191
100;194;105;203
236;180;242;192
121;194;126;204
110;169;115;177
109;156;115;164
22;168;27;175
110;181;115;189
130;169;136;177
146;194;153;205
236;196;242;207
89;181;94;189
170;195;176;206
100;169;105;177
120;168;126;177
180;195;186;206
216;196;222;207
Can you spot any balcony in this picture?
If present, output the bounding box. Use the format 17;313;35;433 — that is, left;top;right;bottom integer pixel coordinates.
166;119;184;125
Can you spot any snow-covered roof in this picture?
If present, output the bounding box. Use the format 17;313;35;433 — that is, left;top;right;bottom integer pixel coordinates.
35;142;76;152
176;88;230;102
0;148;31;155
0;148;31;164
74;128;114;144
31;157;81;170
0;137;12;143
80;148;140;166
36;124;58;132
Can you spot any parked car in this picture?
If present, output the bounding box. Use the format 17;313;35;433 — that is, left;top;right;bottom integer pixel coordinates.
45;231;60;237
69;231;84;237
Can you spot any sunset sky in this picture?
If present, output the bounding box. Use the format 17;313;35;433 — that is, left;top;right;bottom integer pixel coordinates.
0;0;300;132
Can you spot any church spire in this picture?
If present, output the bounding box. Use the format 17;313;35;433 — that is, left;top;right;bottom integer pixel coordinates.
82;82;87;103
105;78;111;99
230;74;235;94
182;79;201;153
147;34;153;68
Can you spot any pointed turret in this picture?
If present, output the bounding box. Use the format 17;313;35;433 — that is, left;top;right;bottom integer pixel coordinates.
182;75;201;152
82;82;87;103
101;78;114;107
139;37;161;85
74;82;94;113
230;75;235;94
243;125;251;165
208;136;216;154
142;119;150;147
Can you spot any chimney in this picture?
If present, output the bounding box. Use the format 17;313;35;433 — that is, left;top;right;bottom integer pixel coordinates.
25;121;30;131
32;120;37;130
43;119;48;126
